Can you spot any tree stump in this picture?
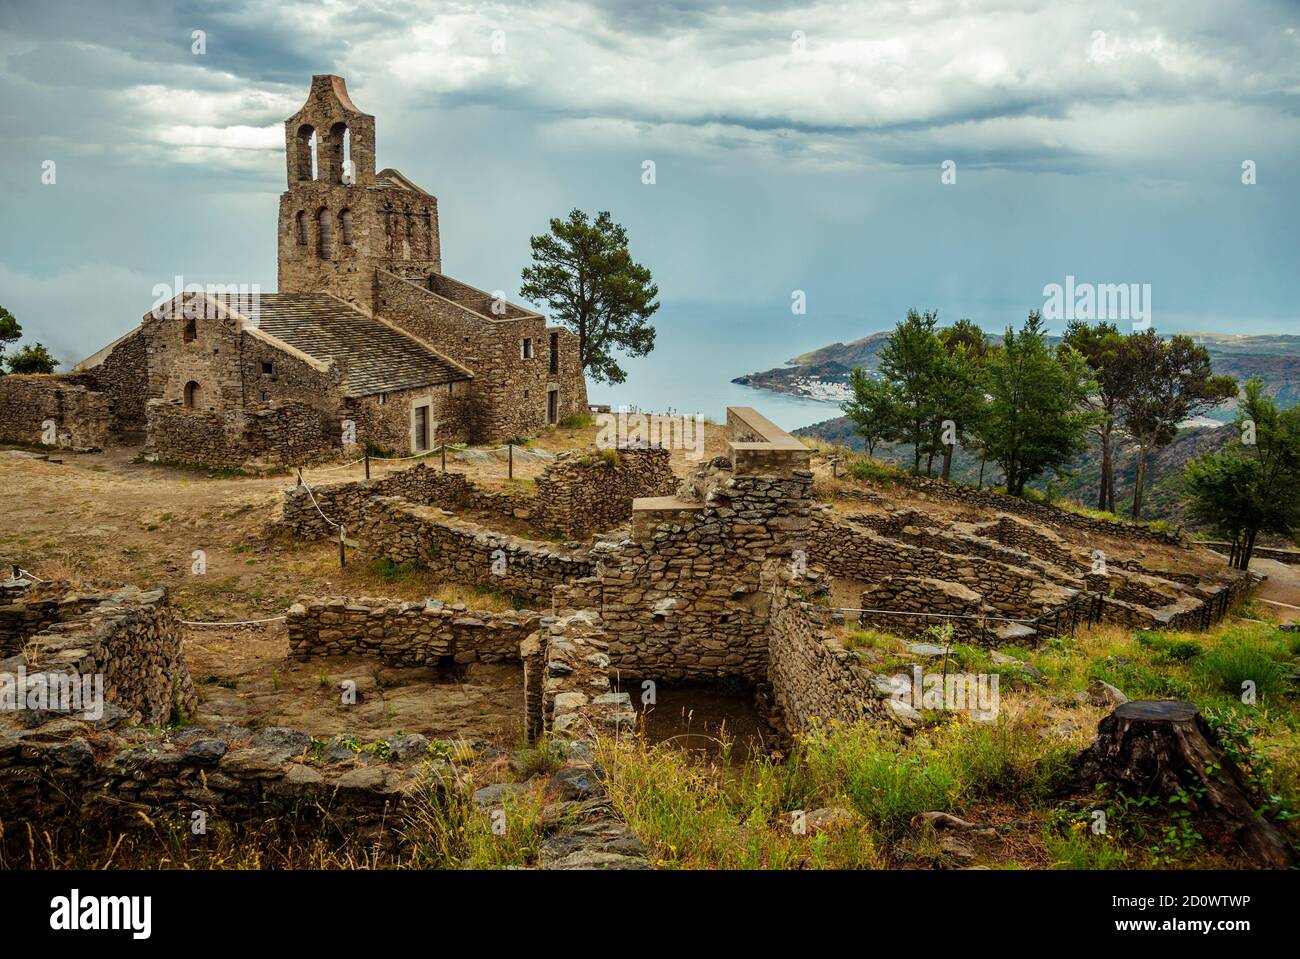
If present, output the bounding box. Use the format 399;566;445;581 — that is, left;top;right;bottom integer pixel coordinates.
1075;700;1297;869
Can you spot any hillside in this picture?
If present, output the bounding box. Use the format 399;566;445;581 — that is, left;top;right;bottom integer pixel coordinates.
736;330;1300;421
794;415;1238;530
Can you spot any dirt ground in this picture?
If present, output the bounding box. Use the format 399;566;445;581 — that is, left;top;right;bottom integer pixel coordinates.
0;422;729;744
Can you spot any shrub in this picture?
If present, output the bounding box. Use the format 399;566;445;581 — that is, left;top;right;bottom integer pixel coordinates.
849;459;903;485
559;412;594;429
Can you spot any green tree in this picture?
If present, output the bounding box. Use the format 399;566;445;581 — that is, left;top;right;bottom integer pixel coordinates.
1063;319;1131;513
932;319;989;480
1185;378;1300;569
1115;331;1237;519
519;209;658;385
977;311;1097;496
875;309;945;473
841;367;900;457
6;343;57;374
0;305;20;374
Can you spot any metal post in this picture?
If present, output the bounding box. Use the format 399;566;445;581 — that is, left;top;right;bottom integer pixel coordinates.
508;443;513;480
441;444;446;472
364;452;370;480
338;524;346;567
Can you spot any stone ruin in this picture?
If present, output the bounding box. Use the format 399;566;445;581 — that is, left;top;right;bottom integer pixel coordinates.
0;405;1258;866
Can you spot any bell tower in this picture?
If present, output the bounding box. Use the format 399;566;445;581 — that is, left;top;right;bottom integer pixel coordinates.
277;75;442;313
277;75;378;309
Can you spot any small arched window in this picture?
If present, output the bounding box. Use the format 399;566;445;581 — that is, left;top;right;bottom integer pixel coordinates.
183;381;202;408
295;210;308;245
340;209;353;246
331;122;352;184
294;125;317;182
318;208;333;260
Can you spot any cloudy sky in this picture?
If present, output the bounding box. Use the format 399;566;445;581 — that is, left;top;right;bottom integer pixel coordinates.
1;0;1298;376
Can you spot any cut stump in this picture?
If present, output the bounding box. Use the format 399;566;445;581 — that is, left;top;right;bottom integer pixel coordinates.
1074;700;1296;869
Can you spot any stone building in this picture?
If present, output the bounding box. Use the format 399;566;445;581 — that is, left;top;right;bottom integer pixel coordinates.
16;75;588;467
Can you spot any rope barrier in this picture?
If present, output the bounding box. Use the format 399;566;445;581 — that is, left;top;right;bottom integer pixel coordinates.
368;446;447;463
178;615;288;627
299;455;367;474
296;469;341;529
17;568;47;583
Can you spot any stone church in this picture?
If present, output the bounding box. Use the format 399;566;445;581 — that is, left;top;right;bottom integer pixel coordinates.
11;75;588;467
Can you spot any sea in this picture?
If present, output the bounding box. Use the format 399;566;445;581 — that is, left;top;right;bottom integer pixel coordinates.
585;301;866;433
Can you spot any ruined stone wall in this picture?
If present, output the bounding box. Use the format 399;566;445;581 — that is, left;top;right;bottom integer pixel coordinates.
0;582;196;727
811;510;1071;617
532;446;676;536
765;570;891;734
357;496;594;603
281;463;529;539
147;398;338;470
282;447;667;541
0;718;434;849
882;472;1186;546
556;463;814;684
287;595;541;666
0;375;113;448
92;328;149;432
533;611;635;740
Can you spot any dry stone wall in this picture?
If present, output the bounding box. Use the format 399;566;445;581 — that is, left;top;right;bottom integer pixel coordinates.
0;581;196;728
357;495;594;603
147;398;339;470
0;716;439;850
882;471;1187;546
532;446;676;535
287;595;541;666
0;375;113;448
765;569;893;733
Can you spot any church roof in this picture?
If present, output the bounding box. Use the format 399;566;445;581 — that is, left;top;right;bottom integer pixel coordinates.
250;293;470;396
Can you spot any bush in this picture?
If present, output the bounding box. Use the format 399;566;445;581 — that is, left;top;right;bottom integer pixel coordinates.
849;459;904;485
559;412;594;429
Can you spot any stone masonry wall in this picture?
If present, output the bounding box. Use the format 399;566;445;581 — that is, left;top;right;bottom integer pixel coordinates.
532;445;676;535
765;569;892;734
0;581;196;728
148;398;338;470
555;408;814;685
811;509;1072;618
357;496;594;602
0;718;438;850
282;448;669;541
287;595;541;666
0;374;114;448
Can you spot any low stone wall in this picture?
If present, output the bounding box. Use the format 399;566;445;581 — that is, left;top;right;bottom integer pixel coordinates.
533;446;676;535
0;581;196;727
358;496;594;602
281;463;527;540
147;398;339;470
811;510;1071;618
0;374;113;448
0;718;437;848
765;571;892;734
534;611;636;740
282;446;672;541
287;595;541;666
859;576;988;640
880;471;1187;546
